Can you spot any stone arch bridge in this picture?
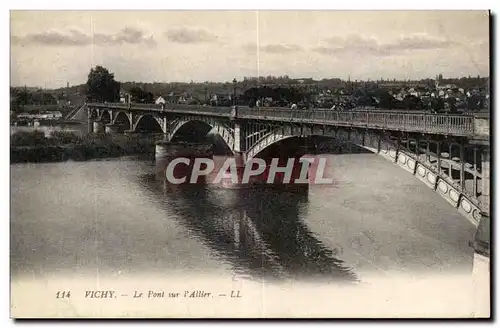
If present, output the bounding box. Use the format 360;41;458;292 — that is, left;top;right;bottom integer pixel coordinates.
86;102;490;232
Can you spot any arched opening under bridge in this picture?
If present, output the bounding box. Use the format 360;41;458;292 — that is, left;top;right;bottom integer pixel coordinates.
113;111;131;131
170;120;233;156
134;115;163;133
100;110;111;124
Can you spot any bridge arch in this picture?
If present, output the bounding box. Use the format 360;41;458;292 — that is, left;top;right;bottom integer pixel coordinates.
112;111;132;131
132;114;165;133
168;117;235;151
88;107;99;120
246;125;483;227
100;110;112;124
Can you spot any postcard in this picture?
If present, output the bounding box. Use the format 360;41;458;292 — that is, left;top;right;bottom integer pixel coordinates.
10;10;490;318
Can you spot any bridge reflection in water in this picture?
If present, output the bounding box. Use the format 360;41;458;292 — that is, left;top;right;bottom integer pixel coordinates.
137;173;357;283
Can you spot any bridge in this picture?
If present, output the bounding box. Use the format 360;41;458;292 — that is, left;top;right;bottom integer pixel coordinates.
85;102;490;248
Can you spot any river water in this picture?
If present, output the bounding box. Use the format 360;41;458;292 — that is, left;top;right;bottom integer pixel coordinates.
11;153;476;285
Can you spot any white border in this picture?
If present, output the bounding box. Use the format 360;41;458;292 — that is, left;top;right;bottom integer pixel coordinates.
5;1;497;10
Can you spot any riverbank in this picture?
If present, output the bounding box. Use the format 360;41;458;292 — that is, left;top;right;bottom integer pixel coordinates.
11;131;159;163
11;130;373;164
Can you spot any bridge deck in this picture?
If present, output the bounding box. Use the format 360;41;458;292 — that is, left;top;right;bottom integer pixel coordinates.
87;103;489;138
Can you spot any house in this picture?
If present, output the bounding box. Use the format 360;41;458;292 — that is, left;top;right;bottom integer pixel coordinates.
408;87;420;98
317;95;336;107
56;99;71;106
41;111;63;119
176;96;188;104
165;92;186;104
209;93;232;106
17;113;33;119
16;111;62;120
155;96;166;105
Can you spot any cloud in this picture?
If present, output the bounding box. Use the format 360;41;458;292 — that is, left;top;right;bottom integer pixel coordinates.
11;29;91;46
11;27;156;47
165;27;219;44
385;35;458;51
94;27;155;45
242;43;303;54
313;34;459;57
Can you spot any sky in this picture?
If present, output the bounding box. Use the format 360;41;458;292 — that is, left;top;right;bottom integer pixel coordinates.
10;10;490;89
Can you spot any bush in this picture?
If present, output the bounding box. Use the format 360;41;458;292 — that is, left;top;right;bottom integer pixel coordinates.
11;130;157;162
11;131;48;147
50;131;83;144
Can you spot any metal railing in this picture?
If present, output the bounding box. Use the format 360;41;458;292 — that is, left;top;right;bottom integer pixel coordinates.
88;102;478;136
238;107;475;136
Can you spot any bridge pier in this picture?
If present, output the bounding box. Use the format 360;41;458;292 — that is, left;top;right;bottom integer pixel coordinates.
87;118;93;134
93;120;104;134
154;140;214;182
105;123;122;134
155;141;213;161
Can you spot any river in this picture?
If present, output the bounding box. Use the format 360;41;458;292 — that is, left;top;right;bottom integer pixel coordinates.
11;153;476;286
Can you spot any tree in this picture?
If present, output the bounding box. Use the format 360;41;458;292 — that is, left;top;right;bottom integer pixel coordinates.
403;95;422;110
431;98;445;113
10;88;22;112
466;95;481;110
31;91;56;105
144;91;154;103
445;97;457;113
377;91;396;109
129;86;155;103
129;86;145;103
85;66;120;102
10;88;31;112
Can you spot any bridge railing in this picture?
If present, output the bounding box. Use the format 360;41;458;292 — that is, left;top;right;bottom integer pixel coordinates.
88;102;477;136
173;104;233;116
88;102;233;116
237;107;475;135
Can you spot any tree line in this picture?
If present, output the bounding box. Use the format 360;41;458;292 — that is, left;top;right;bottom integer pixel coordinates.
11;66;489;113
10;87;59;112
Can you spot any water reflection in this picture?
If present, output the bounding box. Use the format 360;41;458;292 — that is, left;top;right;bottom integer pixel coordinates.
137;174;357;283
10;124;86;136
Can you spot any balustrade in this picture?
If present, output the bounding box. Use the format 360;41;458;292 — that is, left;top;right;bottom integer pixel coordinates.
88;102;478;136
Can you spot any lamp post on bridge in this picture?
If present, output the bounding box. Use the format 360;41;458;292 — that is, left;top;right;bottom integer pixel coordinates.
232;78;237;106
